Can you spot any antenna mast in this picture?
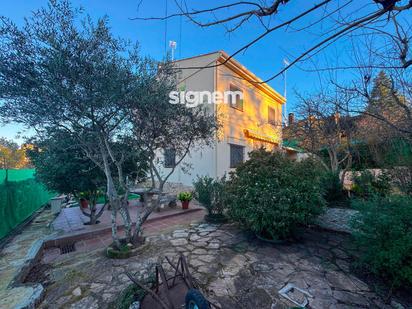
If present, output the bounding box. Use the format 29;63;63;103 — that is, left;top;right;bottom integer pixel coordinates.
169;41;177;61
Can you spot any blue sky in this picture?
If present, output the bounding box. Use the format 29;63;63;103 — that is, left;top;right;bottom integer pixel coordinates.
0;0;398;143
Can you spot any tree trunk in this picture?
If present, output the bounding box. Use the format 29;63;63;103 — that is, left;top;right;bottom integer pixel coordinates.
119;202;132;242
110;207;119;247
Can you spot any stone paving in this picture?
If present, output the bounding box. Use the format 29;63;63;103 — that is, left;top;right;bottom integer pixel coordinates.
0;209;55;309
36;223;405;309
317;208;358;234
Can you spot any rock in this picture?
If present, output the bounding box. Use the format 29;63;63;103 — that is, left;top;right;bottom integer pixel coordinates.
198;255;216;263
189;259;205;268
251;262;273;272
325;271;361;292
170;238;188;246
332;290;369;307
192;248;208;255
72;287;82;297
173;231;189;238
207;242;221;249
335;259;350;272
189;234;201;241
192;241;208;248
70;296;99;309
102;293;114;302
90;283;105;293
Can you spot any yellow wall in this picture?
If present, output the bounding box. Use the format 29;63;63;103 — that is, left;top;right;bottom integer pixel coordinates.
215;64;283;176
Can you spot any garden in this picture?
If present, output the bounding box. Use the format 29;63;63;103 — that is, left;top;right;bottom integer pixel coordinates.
0;0;412;308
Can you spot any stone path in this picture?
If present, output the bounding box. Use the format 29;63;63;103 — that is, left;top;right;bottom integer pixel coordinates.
0;209;55;309
36;223;405;309
317;207;358;233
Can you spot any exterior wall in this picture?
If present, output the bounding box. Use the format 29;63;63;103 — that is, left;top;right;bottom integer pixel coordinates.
215;62;283;178
158;51;284;186
160;53;219;186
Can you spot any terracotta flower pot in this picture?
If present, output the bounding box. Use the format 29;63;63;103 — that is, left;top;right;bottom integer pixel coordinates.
181;200;190;209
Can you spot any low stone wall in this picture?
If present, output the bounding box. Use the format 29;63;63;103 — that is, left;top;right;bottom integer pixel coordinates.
340;169;385;191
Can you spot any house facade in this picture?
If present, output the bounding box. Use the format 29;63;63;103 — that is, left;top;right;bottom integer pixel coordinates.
160;51;285;186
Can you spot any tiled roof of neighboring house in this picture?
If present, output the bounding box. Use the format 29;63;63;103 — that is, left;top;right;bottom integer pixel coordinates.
282;139;305;153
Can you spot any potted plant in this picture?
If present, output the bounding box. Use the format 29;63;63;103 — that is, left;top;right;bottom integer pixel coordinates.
78;190;107;225
178;191;193;209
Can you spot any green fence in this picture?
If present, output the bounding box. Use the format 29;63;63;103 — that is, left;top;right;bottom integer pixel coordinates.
0;169;36;182
0;169;54;239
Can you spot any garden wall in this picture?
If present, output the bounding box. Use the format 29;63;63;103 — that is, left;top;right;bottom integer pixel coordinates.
0;169;54;239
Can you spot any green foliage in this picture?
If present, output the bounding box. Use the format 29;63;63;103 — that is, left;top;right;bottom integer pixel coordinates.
177;191;193;202
109;284;145;309
352;170;391;199
321;171;347;206
351;139;412;170
27;130;105;196
193;176;226;215
225;149;325;240
351;195;412;287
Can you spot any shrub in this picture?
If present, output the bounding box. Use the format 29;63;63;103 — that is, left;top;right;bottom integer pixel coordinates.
321;171;348;206
352;170;391;199
225;149;325;240
351;195;412;287
193;176;226;221
390;166;412;197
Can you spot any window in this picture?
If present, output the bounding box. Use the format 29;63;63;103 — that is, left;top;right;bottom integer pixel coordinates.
164;149;176;168
228;84;243;111
268;106;277;126
230;144;244;168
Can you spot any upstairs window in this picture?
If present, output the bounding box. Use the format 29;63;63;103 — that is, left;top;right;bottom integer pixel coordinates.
230;144;244;168
164;148;176;168
268;106;277;126
228;85;243;111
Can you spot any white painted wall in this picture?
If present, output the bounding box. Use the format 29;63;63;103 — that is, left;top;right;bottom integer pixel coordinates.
159;53;218;186
158;51;284;186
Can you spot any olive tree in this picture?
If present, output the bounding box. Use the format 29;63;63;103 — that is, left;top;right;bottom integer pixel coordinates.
129;61;218;238
0;0;218;246
0;0;147;246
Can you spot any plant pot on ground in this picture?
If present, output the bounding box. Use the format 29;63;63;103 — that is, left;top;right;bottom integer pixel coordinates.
78;190;106;225
178;192;193;209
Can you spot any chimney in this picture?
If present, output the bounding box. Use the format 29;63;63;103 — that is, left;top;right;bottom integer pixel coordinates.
334;112;340;124
288;113;295;126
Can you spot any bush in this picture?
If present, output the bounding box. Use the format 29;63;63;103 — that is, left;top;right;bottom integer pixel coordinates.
352;170;391;199
193;176;226;216
390;166;412;197
351;195;412;287
225;149;325;240
321;171;347;206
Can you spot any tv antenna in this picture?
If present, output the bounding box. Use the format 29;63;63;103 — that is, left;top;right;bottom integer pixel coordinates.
169;40;177;61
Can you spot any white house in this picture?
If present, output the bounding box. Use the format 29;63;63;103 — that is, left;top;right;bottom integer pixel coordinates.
159;51;286;186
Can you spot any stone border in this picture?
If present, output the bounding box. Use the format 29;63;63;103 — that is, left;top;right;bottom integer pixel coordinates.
7;234;57;309
44;207;202;249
